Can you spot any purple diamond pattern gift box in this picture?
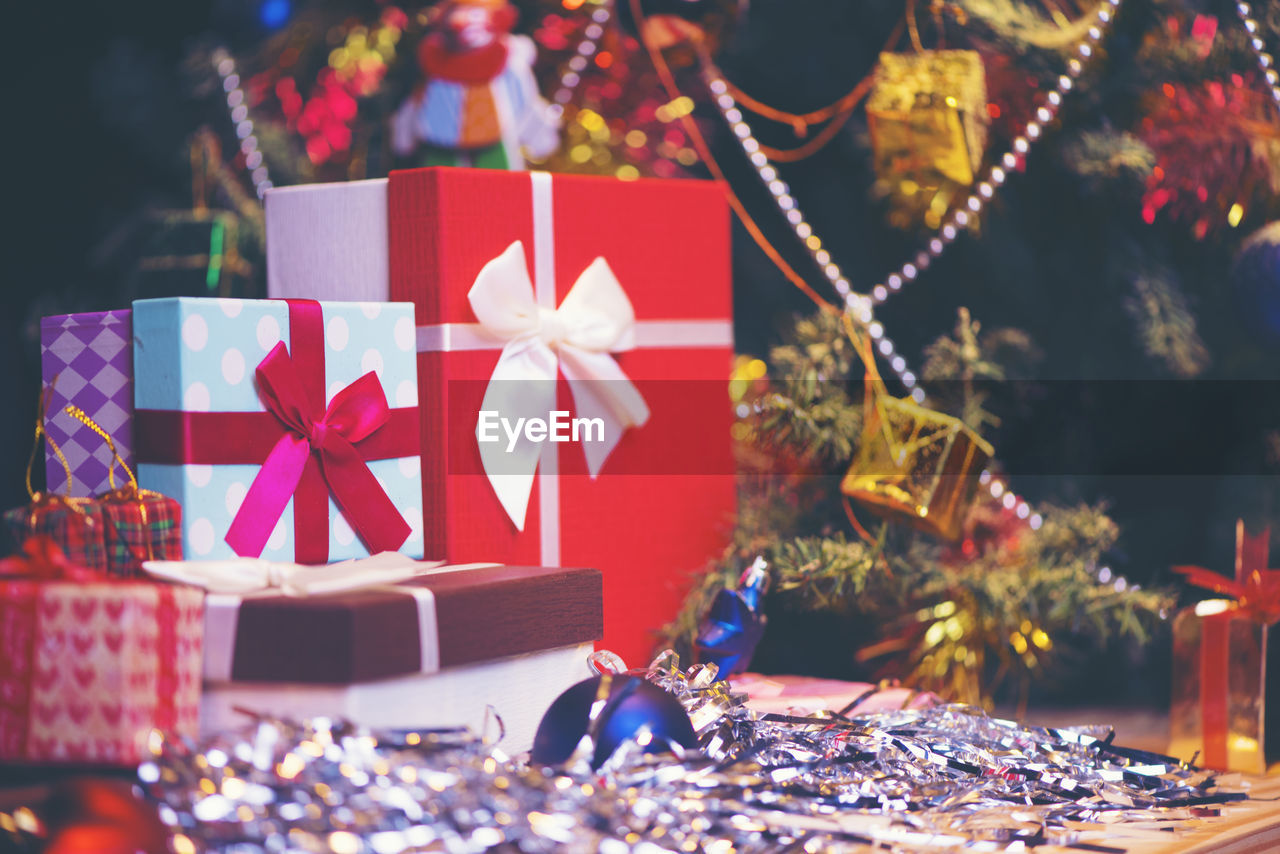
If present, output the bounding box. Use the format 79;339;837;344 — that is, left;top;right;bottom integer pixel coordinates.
40;310;134;497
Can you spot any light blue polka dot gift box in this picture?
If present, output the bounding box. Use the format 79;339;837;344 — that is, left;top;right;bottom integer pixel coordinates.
131;297;425;563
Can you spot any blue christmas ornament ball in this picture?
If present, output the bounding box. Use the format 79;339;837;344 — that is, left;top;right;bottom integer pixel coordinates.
530;675;697;769
1232;221;1280;342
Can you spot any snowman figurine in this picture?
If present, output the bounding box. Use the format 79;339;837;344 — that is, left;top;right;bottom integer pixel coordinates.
391;0;561;170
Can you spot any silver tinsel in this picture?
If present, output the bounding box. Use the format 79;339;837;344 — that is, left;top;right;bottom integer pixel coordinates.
141;651;1240;853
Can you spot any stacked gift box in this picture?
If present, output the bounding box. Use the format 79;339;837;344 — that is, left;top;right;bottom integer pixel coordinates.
3;166;735;765
1;391;196;766
197;561;602;753
266;167;736;665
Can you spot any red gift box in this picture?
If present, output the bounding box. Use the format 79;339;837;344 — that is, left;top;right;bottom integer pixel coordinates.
0;540;203;766
3;496;107;573
100;487;184;578
388;168;736;665
1169;521;1280;772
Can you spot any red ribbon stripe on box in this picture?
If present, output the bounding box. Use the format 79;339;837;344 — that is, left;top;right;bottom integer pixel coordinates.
135;299;416;565
1174;520;1280;769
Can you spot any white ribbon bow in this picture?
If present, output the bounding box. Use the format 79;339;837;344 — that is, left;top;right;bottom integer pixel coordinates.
141;551;493;597
469;239;651;530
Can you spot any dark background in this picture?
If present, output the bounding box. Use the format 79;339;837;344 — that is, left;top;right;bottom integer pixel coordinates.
7;1;218;507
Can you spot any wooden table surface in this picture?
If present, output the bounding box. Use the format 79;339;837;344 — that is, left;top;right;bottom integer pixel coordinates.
1052;775;1280;854
1007;706;1280;853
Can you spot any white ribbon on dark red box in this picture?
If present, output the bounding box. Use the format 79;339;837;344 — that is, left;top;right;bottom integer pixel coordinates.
142;552;499;682
413;171;735;566
141;551;463;596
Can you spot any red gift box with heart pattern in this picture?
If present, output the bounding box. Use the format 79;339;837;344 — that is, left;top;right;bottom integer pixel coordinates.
0;578;203;766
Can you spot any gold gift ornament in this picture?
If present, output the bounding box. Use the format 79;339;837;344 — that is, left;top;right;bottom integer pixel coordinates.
841;321;992;542
866;50;989;229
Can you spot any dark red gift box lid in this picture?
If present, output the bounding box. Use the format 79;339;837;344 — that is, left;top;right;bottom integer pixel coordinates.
206;564;602;684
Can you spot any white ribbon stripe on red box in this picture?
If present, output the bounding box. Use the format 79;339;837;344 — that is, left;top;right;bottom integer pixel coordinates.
413;171;734;566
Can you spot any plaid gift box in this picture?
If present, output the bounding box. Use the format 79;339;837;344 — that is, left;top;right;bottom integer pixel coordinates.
5;393;112;570
62;403;185;579
3;497;108;573
101;488;183;578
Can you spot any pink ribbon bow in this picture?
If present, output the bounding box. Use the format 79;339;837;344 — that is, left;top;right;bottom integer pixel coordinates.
224;341;410;562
